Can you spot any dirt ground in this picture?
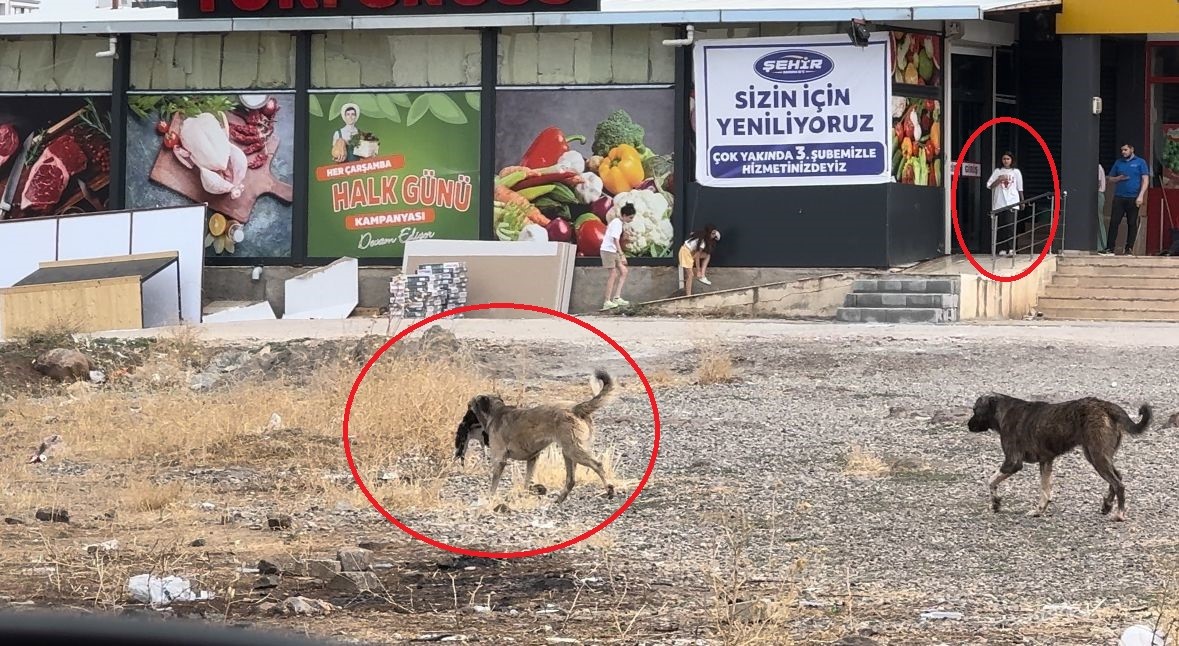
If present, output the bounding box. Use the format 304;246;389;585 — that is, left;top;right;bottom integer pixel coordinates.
2;317;1179;645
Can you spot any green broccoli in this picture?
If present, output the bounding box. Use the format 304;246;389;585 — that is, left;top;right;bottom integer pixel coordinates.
592;109;653;158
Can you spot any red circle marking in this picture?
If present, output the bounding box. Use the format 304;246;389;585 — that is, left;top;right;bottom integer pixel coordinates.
342;302;661;559
950;116;1061;283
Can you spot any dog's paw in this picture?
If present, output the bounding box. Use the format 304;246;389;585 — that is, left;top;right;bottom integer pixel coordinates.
1113;510;1126;522
1026;509;1042;518
529;484;548;496
605;484;616;499
990;498;1002;513
493;503;511;514
1100;503;1113;515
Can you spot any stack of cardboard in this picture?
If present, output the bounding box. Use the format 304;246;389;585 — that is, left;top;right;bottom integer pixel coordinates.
401;240;577;319
389;261;469;319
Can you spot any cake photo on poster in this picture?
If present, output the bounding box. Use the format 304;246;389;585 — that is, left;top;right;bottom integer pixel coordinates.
126;94;296;258
0;96;112;221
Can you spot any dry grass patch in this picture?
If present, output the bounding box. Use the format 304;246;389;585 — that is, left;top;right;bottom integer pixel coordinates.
842;444;891;477
694;346;736;385
706;507;810;646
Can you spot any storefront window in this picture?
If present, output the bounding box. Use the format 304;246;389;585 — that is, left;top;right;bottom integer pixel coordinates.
494;25;677;260
0;36;113;223
130;33;295;91
0;35;113;92
310;29;480;89
126;33;297;259
1151;45;1179;79
1150;81;1179;189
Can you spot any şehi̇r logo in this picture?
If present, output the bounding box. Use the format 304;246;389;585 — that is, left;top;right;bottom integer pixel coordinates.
754;50;835;83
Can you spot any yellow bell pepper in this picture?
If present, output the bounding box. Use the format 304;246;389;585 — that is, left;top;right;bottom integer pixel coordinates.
598;144;645;195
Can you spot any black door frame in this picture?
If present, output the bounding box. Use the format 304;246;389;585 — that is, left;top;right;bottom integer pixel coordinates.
949;51;995;255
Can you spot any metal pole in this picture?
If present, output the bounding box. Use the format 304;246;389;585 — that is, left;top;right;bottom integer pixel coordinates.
991;212;998;275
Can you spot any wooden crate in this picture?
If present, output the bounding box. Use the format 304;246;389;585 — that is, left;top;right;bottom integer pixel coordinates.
0;276;142;337
0;251;179;338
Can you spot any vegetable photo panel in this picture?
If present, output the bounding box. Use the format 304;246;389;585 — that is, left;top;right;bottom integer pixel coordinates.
493;87;676;259
125;93;296;258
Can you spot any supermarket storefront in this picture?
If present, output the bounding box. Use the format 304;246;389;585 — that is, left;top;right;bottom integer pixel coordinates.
1056;0;1179;254
0;0;1038;276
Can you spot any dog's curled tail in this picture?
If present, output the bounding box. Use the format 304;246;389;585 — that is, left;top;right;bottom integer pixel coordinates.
573;369;617;419
1128;403;1153;435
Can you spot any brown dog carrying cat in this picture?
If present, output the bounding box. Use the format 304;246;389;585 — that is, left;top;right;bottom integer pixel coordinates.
459;369;619;504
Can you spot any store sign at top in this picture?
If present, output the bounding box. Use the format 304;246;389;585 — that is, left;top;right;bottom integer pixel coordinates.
182;0;601;19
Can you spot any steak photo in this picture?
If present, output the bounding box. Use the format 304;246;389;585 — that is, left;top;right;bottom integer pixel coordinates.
0;123;18;168
21;135;88;212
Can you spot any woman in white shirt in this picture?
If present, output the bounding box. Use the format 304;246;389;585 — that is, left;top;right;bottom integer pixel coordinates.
985;151;1024;256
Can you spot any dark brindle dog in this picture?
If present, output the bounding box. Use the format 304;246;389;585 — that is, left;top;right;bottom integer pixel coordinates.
967;393;1153;521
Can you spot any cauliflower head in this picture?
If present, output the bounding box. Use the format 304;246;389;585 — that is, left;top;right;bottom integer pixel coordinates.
606;188;673;257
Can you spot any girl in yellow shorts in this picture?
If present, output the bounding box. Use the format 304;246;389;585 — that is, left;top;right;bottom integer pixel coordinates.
678;225;721;296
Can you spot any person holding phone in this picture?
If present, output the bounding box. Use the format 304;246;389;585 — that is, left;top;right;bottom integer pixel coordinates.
986;151;1024;256
1101;143;1151;256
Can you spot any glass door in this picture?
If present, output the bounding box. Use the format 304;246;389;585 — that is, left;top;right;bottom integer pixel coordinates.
949;53;994;255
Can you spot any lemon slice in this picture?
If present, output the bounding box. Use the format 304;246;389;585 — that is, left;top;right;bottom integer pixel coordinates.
208;212;227;237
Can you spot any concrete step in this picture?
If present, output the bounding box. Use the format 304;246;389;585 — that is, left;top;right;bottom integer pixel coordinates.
843;292;959;308
1049;275;1179;289
1054;265;1179;278
836;307;958;323
851;277;959;295
1040;285;1179;300
1036;296;1179;312
1036;307;1179;322
1058;255;1179;269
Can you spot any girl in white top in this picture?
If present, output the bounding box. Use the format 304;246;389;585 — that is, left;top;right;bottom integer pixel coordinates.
985;151;1024;256
677;225;721;296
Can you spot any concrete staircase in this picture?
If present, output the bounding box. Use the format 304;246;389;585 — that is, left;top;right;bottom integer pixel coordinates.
836;276;960;323
1036;255;1179;321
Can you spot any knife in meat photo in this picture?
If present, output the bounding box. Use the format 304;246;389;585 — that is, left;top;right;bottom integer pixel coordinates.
0;131;34;220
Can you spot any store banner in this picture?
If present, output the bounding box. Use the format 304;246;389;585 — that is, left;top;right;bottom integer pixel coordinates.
125;93;296;258
0;97;112;220
183;0;601;19
693;33;892;188
307;91;481;259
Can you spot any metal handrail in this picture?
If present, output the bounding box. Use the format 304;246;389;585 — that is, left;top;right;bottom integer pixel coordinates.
989;190;1068;274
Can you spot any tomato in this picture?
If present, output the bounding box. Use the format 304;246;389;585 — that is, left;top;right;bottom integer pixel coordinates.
162;130;179;150
155;121;169;135
575;217;607;257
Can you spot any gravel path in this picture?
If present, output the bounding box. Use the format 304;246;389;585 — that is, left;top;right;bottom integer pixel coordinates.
381;327;1179;643
84;318;1179;643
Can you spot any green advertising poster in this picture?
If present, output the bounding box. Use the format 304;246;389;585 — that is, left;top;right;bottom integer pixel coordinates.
306;91;481;258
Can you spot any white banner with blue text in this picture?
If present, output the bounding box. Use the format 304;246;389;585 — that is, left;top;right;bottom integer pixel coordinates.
693;33;892;188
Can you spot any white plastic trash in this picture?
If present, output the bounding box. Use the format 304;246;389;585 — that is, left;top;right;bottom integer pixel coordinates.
127;574;213;606
1120;625;1169;646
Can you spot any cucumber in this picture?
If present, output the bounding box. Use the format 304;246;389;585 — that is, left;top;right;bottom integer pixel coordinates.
516;184;557;201
546;182;580;204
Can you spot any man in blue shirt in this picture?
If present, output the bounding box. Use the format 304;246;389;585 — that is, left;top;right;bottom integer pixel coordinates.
1101;143;1151;256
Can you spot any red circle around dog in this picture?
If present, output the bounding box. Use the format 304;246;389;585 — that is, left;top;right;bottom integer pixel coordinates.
950;116;1060;283
342;302;661;559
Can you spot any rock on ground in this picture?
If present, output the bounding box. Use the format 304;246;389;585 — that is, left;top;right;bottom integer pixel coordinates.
32;348;91;382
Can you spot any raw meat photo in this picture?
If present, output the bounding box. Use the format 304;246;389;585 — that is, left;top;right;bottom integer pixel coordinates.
0;97;112;220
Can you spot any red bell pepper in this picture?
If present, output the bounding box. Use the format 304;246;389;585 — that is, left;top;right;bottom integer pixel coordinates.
511;170;579;191
520;126;586;169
